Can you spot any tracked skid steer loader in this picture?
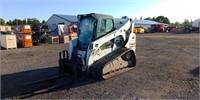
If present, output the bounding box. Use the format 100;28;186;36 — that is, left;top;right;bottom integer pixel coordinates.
59;13;136;79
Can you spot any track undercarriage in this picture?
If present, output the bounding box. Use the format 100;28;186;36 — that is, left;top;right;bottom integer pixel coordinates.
59;48;136;80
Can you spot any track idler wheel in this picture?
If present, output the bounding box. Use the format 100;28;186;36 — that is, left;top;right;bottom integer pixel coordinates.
122;52;131;61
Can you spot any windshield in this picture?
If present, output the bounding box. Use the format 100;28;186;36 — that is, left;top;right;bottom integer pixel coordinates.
78;17;95;50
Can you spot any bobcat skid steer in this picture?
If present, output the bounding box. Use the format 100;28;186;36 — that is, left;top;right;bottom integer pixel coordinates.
59;13;136;79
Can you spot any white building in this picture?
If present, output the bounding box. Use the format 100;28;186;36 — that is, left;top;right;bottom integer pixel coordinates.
115;19;164;30
46;14;78;35
46;14;78;25
192;18;200;27
134;20;158;30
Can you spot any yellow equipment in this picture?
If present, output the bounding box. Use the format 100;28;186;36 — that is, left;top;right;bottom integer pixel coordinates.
133;27;145;33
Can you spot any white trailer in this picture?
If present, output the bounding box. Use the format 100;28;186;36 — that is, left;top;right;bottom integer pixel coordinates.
184;18;200;33
192;18;200;27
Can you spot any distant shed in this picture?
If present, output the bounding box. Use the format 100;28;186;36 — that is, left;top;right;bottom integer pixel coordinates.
46;14;78;25
134;20;169;31
114;19;159;29
134;20;158;29
134;20;158;25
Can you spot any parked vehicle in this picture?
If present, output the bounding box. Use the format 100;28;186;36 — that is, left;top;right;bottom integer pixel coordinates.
59;13;136;79
165;26;175;32
150;24;164;33
184;18;200;33
133;27;145;33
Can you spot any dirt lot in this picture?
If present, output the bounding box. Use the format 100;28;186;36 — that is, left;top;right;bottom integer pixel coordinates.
1;33;199;99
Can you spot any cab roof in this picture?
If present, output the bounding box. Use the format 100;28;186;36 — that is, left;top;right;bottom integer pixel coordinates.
77;13;114;20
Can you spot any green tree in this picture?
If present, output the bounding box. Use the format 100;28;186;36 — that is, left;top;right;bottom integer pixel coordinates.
164;17;170;24
6;20;13;25
144;17;152;20
22;19;27;24
12;19;23;25
122;16;128;19
155;16;170;24
5;18;40;26
183;19;192;28
144;16;170;24
170;23;174;26
0;18;5;25
152;17;156;21
174;22;181;28
27;18;40;26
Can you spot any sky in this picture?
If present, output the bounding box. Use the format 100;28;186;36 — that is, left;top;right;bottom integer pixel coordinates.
0;0;199;23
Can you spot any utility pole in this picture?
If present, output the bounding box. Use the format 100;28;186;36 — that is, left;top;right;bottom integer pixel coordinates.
198;22;200;33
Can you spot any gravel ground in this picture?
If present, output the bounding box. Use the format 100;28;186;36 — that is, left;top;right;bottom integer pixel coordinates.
1;33;199;99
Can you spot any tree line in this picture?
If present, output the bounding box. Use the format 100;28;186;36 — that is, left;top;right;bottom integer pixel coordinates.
144;16;170;24
144;16;192;28
0;18;40;26
122;15;192;28
172;19;192;28
1;16;192;28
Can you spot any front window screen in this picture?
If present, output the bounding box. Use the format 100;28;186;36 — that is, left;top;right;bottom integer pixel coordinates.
78;17;95;49
96;18;114;38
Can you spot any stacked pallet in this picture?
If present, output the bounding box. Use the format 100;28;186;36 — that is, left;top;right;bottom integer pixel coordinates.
0;26;17;50
49;36;59;44
59;35;70;44
58;33;78;44
0;34;17;49
14;25;33;48
0;26;11;32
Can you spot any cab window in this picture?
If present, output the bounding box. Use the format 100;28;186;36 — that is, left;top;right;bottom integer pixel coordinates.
96;18;114;38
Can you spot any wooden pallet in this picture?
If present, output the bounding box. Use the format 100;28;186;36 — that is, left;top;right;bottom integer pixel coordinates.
6;47;17;50
49;36;59;44
1;47;17;50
